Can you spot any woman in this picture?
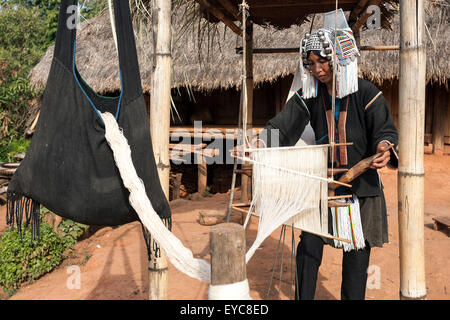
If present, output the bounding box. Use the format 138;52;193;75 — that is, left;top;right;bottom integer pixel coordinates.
261;27;398;300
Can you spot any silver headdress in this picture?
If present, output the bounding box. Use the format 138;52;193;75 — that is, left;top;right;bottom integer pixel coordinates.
298;10;360;99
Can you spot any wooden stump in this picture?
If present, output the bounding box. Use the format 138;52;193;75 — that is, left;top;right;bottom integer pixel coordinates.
210;223;246;286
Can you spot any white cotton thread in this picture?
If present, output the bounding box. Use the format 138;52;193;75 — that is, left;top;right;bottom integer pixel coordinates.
331;195;365;251
208;279;252;300
101;112;211;283
246;146;330;263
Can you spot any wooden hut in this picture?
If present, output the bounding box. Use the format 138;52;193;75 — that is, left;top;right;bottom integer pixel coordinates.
28;1;448;197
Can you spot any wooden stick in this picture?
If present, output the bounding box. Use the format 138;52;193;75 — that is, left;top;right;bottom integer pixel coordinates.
359;45;400;51
245;142;353;153
398;0;427;300
329;144;394;190
296;227;352;243
328;194;353;200
231;206;251;214
328;200;351;207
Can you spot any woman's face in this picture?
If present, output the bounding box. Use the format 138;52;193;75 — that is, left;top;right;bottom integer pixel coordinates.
307;52;333;85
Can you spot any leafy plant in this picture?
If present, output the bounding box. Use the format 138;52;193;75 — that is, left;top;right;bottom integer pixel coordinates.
0;222;69;295
57;218;89;248
201;185;213;197
0;209;88;295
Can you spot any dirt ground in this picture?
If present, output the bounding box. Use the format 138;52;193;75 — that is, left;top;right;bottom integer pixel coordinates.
0;154;449;300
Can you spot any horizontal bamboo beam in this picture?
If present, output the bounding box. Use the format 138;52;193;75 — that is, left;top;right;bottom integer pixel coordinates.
236;45;399;54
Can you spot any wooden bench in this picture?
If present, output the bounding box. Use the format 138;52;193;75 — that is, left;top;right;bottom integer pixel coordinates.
432;216;450;236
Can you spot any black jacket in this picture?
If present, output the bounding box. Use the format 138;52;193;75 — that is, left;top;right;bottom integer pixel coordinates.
262;78;398;198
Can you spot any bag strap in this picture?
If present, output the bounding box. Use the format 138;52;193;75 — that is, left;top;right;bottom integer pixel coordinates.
53;0;143;102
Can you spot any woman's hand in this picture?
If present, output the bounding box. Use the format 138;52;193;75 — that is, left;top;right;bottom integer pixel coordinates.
370;141;391;169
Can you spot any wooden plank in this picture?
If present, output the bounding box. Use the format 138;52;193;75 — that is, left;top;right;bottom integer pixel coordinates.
433;216;450;228
433;216;450;236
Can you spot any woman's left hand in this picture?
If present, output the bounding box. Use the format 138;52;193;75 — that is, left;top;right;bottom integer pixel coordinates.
370;141;391;169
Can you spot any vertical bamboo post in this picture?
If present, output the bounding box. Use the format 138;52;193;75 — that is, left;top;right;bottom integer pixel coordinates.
240;23;253;203
210;223;246;286
398;0;427;300
149;0;171;300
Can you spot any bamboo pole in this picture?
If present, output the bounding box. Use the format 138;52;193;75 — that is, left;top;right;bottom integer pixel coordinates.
240;22;253;203
398;0;427;300
148;0;172;300
236;45;399;54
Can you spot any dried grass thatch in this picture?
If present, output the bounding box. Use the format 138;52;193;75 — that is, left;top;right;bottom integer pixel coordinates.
28;1;450;95
359;0;450;86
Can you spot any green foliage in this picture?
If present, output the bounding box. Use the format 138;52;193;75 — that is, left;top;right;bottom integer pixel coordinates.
201;185;213;197
0;5;48;161
0;135;30;162
57;218;89;248
0;209;88;295
0;222;67;295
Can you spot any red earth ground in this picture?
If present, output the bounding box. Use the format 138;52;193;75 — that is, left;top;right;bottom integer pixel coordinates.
0;154;449;300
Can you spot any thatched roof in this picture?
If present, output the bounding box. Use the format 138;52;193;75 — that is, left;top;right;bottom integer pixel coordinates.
360;1;450;86
29;1;450;94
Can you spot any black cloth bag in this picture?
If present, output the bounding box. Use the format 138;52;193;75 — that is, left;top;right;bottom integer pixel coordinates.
6;0;171;249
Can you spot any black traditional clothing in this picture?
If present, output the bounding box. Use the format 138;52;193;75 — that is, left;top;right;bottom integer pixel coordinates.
263;77;398;247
